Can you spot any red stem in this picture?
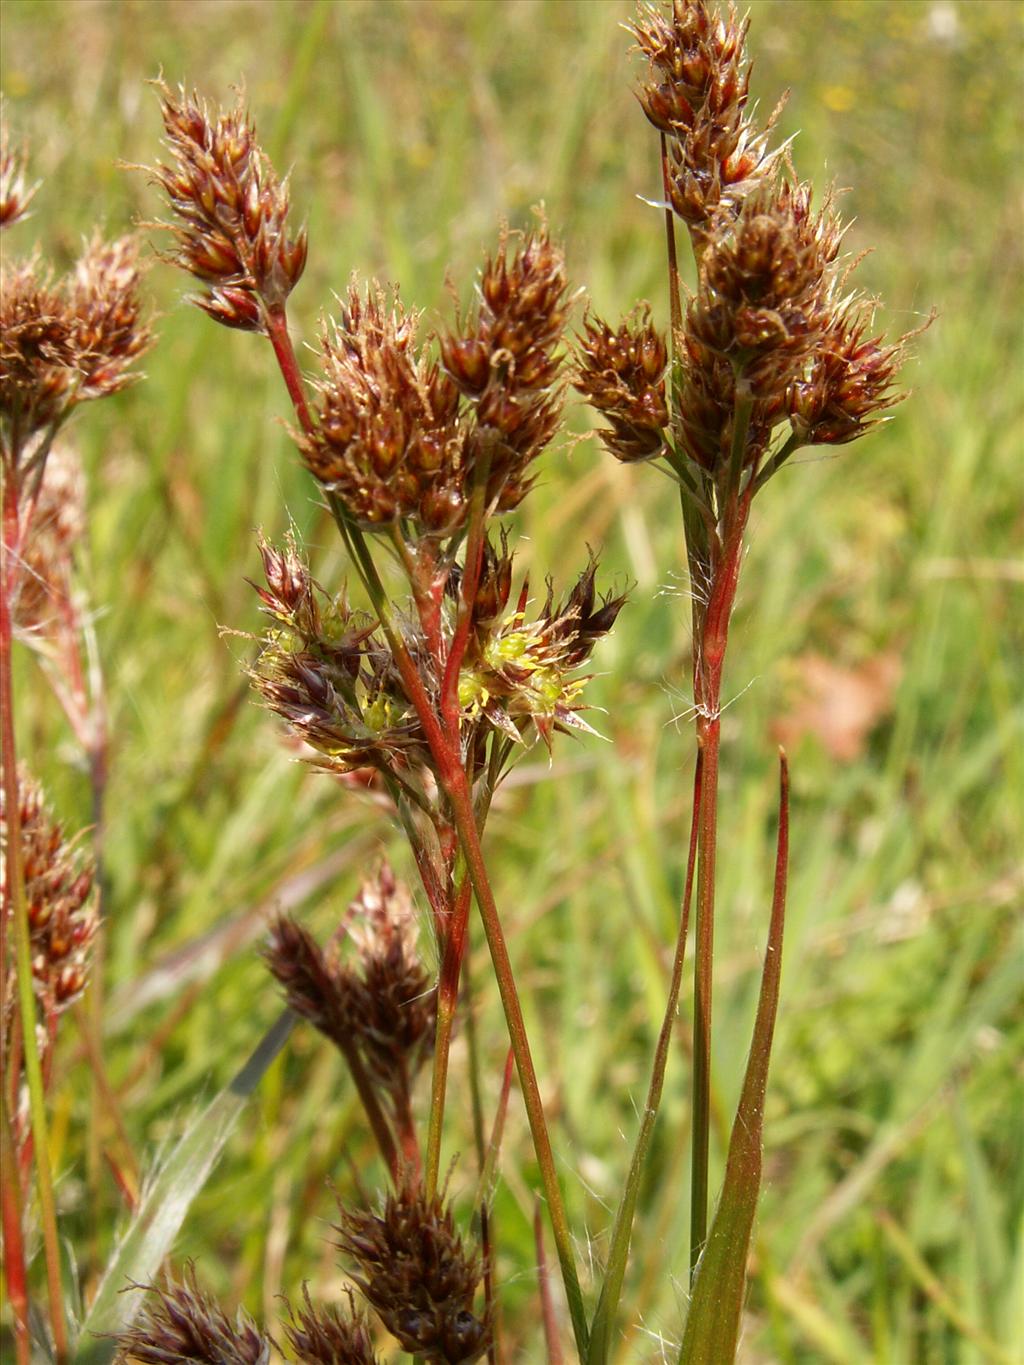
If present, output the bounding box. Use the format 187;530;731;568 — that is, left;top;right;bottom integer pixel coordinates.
424;874;473;1196
260;296;586;1344
689;486;752;1278
336;1033;402;1188
2;482;68;1361
535;1198;565;1365
265;308;314;434
443;767;588;1355
1;1088;30;1365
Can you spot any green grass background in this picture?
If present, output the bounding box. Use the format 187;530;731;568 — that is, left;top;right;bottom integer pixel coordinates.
3;0;1022;1360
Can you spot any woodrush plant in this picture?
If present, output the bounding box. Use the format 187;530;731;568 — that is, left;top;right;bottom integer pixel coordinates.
0;3;930;1363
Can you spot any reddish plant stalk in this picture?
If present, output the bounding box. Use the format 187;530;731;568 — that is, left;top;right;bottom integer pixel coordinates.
335;1031;402;1187
688;490;751;1275
442;768;588;1355
265;307;315;433
424;874;473;1197
535;1199;565;1365
1;1087;30;1365
1;490;68;1362
586;751;703;1357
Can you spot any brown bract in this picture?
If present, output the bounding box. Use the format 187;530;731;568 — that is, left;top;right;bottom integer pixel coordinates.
147;81;307;331
441;226;574;512
336;1185;489;1363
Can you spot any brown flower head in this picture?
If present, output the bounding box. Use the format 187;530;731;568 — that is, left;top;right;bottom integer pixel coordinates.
336;1186;488;1363
630;0;784;234
0;255;77;442
1;235;150;468
67;233;152;400
300;284;467;534
689;180;845;397
441;225;574;511
146;81;307;331
1;111;38;229
573;308;669;463
281;1285;381;1365
1;772;97;1023
788;293;930;446
265;864;435;1109
112;1264;271;1365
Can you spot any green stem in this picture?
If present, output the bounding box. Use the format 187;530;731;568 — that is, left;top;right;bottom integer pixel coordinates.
689;711;719;1279
725;389;754;508
1;497;67;1362
586;752;702;1362
755;430;803;492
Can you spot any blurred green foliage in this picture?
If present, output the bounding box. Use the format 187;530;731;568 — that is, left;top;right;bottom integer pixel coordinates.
2;1;1021;1360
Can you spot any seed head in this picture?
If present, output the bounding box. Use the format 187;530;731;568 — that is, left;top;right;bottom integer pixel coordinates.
573;308;669;462
789;294;930;446
265;864;435;1108
247;535;430;774
146;81;307;331
0;255;77;440
441;225;574;511
67;233;152;400
689;181;844;398
300;284;467;534
112;1264;271;1364
336;1186;488;1363
631;0;784;234
281;1285;381;1365
1;772;97;1022
1;235;151;463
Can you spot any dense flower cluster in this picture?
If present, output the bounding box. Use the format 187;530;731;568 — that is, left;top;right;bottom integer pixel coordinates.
1;772;97;1025
264;863;436;1123
336;1185;489;1363
630;0;785;236
299;226;572;534
147;81;307;330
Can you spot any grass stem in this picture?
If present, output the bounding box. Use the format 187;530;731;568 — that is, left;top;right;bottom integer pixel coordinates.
1;496;68;1362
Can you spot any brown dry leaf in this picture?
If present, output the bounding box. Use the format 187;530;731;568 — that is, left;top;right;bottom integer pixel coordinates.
773;651;903;761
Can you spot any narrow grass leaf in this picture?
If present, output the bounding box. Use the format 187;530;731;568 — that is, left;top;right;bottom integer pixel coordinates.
678;754;789;1365
73;1009;293;1364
